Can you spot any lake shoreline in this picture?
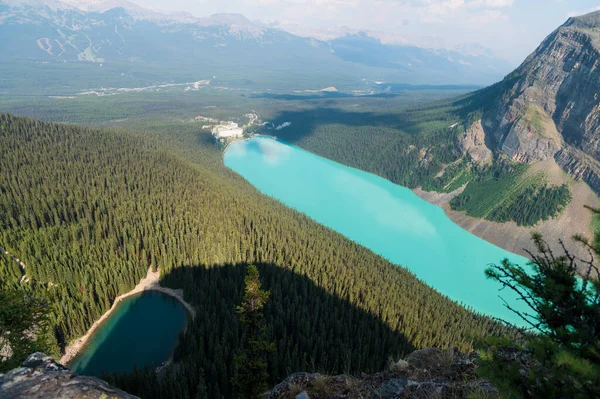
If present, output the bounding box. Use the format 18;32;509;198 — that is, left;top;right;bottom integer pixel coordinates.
220;133;277;157
60;267;195;366
412;160;598;266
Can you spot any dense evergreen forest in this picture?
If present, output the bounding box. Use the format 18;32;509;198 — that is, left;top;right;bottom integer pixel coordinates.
0;113;509;397
268;91;571;226
449;161;572;226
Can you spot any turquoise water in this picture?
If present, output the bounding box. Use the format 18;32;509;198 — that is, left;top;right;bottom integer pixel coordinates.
68;291;188;376
224;136;530;324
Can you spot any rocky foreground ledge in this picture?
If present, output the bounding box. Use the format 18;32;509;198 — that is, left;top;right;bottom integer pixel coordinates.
0;353;139;399
269;348;498;399
1;349;497;398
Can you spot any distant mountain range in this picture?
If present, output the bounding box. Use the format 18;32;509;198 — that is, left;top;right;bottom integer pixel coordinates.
0;0;513;94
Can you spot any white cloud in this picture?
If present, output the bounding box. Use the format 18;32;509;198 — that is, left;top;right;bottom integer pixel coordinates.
426;0;465;15
254;0;360;8
467;0;514;8
473;9;509;23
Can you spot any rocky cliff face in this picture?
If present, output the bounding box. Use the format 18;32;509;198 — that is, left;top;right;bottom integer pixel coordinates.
457;120;493;166
0;353;138;399
556;147;600;195
479;10;600;193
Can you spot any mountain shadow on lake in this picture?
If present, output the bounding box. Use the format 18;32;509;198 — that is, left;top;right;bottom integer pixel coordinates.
257;87;495;146
248;92;400;101
106;262;418;399
377;83;482;92
259;107;421;144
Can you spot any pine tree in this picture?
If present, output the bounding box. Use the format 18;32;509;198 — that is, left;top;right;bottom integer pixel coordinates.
195;368;208;399
232;265;275;399
0;288;57;372
478;229;600;398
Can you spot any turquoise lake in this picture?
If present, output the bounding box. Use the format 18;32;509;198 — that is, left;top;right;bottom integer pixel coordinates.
68;291;188;376
224;136;529;324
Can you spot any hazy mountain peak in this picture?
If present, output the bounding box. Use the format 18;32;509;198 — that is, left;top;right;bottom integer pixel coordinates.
198;13;252;26
453;43;494;58
62;0;134;10
3;0;195;23
196;13;266;36
269;20;410;46
72;0;188;22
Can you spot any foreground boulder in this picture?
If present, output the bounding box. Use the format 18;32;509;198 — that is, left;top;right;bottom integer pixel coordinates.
0;353;138;399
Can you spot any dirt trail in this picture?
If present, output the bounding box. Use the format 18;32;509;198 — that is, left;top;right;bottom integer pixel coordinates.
0;245;27;282
60;267;195;365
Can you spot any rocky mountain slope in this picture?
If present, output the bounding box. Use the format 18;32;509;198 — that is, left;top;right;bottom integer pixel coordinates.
479;10;600;194
406;12;600;262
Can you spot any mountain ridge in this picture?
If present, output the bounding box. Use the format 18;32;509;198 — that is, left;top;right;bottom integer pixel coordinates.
476;10;600;193
1;0;502;59
0;0;512;93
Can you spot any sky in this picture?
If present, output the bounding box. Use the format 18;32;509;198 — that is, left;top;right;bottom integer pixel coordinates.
133;0;600;64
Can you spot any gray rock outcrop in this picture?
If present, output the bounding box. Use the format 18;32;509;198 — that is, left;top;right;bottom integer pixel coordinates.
457;120;493;165
0;353;139;399
499;106;563;163
269;348;495;399
555;147;600;195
